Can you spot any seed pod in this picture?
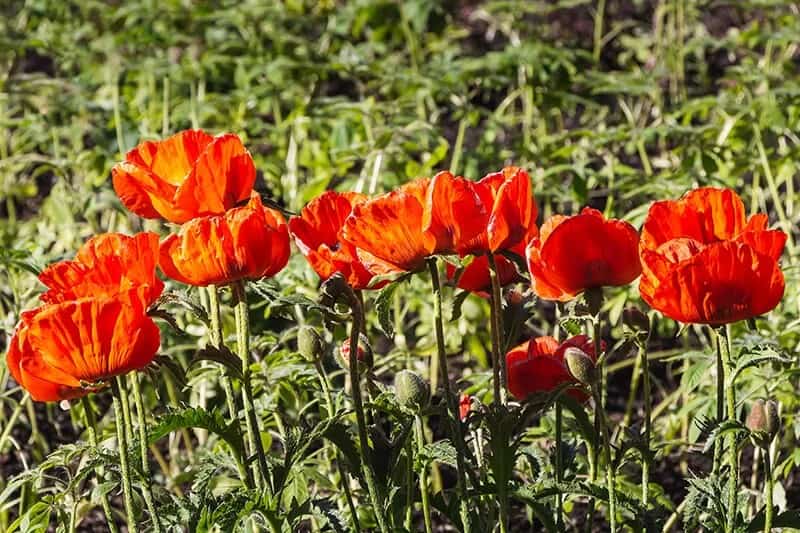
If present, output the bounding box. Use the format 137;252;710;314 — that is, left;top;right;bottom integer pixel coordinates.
394;370;430;412
564;346;597;386
297;326;324;363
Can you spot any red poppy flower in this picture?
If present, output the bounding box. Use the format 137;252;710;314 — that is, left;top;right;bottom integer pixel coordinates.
506;335;598;402
38;232;163;307
342;175;484;275
526;208;641;301
458;167;538;255
639;187;786;324
6;290;160;402
112;129;255;224
159;193;290;287
289;191;381;290
446;242;526;295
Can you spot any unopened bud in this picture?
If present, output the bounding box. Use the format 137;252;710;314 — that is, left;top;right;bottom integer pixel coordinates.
459;393;472;421
394;370;430;412
764;400;781;436
320;273;349;306
747;399;781;447
337;333;373;371
297;326;324;362
564;347;597;386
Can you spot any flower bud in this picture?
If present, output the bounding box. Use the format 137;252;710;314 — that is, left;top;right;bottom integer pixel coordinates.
394;370;430;412
297;326;324;363
564;346;597;386
320;273;349;306
746;399;767;433
764;400;780;436
337;333;373;371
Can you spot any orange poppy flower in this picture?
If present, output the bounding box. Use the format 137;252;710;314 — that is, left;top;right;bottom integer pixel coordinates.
112;129;255;224
342;174;485;275
639;187;786;324
6;289;160;402
458;167;538;255
159;193;290;287
38;232;163;307
289;191;381;290
526;208;641;301
506;335;598;402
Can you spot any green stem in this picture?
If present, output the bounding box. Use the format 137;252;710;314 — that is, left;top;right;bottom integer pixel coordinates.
207;285;252;488
487;254;507;405
593;0;607;62
640;339;652;509
555;402;564;531
232;281;271;493
130;375;162;533
414;415;433;533
80;397;120;533
763;446;773;533
427;258;472;533
593;386;616;533
208;285;238;420
719;325;737;533
713;330;724;477
112;378;138;533
344;288;389;533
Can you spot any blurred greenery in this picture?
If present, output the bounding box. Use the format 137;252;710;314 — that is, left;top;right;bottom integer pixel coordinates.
1;0;800;531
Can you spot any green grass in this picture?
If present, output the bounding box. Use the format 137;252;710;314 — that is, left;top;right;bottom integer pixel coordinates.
2;0;800;531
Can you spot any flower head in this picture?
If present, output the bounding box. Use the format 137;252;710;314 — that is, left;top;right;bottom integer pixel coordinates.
506;335;600;402
639;187;785;324
112;129;255;224
526;208;641;301
6;289;160;402
289;191;381;290
159;193;290;287
38;232;163;307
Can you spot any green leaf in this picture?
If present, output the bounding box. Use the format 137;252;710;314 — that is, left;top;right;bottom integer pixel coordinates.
374;282;398;337
148;407;245;462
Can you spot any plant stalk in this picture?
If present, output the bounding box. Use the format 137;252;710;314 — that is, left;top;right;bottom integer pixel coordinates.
343;286;390;533
555;401;564;531
112;378;138;533
414;415;433;533
718;325;737;533
763;445;773;533
208;285;238;420
80;397;120;533
427;258;472;533
130;375;162;533
487;253;508;405
232;281;271;492
641;338;652;509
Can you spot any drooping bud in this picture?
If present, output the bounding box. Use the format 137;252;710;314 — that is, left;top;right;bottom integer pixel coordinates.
564;346;597;386
297;326;324;363
320;273;349;306
394;370;430;412
337;333;373;371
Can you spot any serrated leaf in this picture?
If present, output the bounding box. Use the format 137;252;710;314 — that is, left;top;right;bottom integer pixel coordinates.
148;407;245;463
374;282;398;337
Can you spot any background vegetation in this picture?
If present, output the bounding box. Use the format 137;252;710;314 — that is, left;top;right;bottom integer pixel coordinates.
1;0;800;531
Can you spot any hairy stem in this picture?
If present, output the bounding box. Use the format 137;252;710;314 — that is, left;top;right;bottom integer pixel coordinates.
427;258;472;533
130;375;162;533
112;378;138;533
414;415;433;533
344;288;389;533
763;445;773;533
719;325;737;533
555;401;564;531
232;281;271;492
208;285;238;421
80;397;120;533
641;339;652;509
487;253;507;405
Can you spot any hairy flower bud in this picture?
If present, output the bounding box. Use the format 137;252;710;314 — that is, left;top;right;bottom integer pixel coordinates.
297;326;324;363
764;400;781;436
623;306;650;334
394;370;430;412
747;399;781;448
564;346;597;386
